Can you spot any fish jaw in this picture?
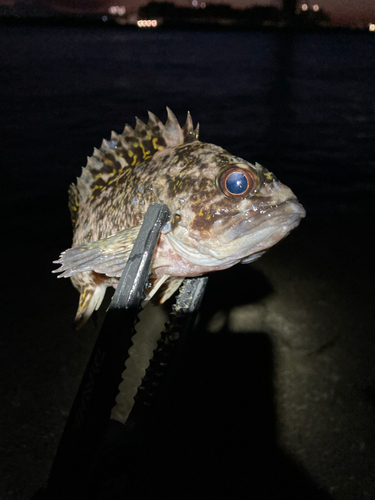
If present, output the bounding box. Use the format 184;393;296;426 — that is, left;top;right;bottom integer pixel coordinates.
213;199;306;246
213;199;305;262
160;195;305;272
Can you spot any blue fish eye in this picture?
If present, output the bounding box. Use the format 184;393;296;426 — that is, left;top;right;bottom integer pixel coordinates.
219;166;255;198
225;172;249;194
225;171;248;194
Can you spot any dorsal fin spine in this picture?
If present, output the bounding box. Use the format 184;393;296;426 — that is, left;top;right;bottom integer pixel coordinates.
123;124;133;137
109;131;120;149
72;110;199;223
135;117;147;130
184;111;193;133
194;122;200;139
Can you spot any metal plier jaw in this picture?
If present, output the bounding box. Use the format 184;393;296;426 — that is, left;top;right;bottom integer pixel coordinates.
40;203;208;500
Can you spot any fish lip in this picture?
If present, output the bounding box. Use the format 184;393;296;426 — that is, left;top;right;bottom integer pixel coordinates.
213;198;305;244
259;198;306;218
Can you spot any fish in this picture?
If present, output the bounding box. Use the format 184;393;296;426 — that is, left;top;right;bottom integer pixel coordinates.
53;108;305;328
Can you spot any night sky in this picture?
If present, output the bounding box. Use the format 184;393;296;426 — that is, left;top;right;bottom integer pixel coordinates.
1;0;375;27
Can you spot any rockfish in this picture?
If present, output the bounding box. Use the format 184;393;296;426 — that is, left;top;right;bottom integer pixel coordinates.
54;109;305;328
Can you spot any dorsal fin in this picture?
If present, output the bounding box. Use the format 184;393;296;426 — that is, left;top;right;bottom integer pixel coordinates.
69;108;199;224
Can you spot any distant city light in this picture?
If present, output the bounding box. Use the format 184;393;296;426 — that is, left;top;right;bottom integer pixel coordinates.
192;0;198;6
102;15;108;21
137;19;158;28
301;4;308;11
312;4;320;12
369;23;375;32
108;5;126;15
201;2;206;8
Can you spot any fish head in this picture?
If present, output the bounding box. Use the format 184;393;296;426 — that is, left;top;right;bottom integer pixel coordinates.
155;141;306;273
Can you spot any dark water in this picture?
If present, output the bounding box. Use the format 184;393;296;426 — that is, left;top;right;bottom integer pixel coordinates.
1;25;375;216
2;26;375;500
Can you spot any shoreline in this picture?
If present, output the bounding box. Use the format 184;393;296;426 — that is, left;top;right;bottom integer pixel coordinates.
0;16;370;34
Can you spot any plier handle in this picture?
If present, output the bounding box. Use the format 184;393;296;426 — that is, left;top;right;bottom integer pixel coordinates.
39;203;208;499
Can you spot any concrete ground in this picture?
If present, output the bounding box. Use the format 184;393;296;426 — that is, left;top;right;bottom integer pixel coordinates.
1;193;374;499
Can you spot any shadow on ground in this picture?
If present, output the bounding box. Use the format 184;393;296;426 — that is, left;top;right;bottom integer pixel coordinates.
111;328;333;500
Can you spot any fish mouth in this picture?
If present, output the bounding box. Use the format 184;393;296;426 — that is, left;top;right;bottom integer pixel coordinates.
212;199;306;249
166;198;305;269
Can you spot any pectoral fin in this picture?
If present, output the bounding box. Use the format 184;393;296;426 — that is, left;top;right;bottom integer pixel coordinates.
53;225;141;279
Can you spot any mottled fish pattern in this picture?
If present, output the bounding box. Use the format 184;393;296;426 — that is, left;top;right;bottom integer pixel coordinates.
54;108;305;328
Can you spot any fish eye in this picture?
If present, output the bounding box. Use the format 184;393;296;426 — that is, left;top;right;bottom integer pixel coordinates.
218;166;255;198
